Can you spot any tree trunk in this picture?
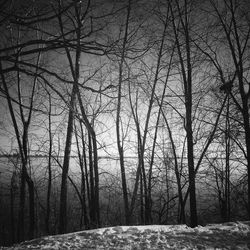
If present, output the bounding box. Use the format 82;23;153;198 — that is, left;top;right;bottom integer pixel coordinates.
10;172;16;243
242;99;250;219
75;122;89;229
46;93;52;234
225;96;231;221
88;132;96;227
169;0;198;227
164;114;186;223
91;132;100;227
58;83;77;234
17;165;26;242
186;102;198;227
115;0;131;226
27;177;35;239
81;124;91;226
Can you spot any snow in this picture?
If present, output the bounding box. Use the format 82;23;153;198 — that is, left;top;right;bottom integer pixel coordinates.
1;221;250;249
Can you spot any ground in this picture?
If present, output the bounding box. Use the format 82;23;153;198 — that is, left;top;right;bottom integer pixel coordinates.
1;221;250;249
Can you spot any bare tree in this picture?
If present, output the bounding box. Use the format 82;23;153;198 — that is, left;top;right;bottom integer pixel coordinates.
0;50;40;241
168;0;198;227
115;0;131;225
209;0;250;219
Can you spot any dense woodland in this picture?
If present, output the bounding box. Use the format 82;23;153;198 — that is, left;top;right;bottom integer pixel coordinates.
0;0;250;246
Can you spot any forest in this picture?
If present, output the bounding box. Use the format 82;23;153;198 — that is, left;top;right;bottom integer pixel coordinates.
0;0;249;247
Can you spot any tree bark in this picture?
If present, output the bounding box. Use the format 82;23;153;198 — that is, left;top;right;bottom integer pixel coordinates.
58;84;77;234
169;0;198;227
46;93;53;234
115;0;131;225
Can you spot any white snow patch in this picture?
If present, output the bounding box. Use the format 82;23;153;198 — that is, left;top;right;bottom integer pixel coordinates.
2;221;249;249
85;224;193;235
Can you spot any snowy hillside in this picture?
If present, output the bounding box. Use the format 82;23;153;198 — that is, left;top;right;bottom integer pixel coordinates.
2;221;250;249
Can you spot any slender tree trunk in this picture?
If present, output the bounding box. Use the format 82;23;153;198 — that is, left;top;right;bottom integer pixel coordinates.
148;45;176;224
169;0;198;227
165;160;170;223
239;79;250;218
81;167;88;229
140;171;144;224
186;99;198;227
17;167;26;242
57;0;84;233
88;132;95;227
128;87;142;219
46;93;53;234
91;132;100;226
10;172;16;243
115;0;131;225
84;129;99;228
242;101;250;218
75;122;89;229
81;125;90;222
22;126;35;239
58;83;77;234
225;96;231;221
75;92;99;228
140;14;168;225
27;176;35;239
163;114;186;223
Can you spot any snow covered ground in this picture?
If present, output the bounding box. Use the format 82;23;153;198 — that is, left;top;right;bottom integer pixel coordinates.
2;221;250;249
